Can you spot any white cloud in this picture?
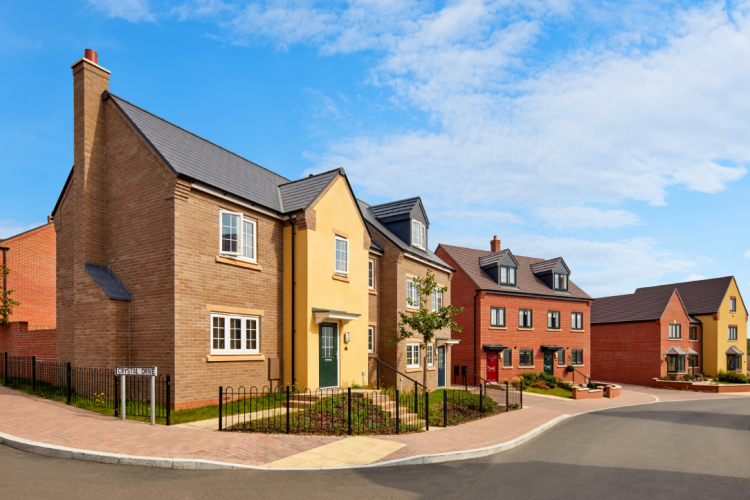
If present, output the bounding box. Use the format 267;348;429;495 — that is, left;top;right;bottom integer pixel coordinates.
537;207;641;229
685;273;706;281
744;250;750;258
0;220;43;240
86;0;155;22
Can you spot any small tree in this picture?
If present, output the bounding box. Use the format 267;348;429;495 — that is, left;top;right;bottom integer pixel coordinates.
0;265;20;325
391;270;463;388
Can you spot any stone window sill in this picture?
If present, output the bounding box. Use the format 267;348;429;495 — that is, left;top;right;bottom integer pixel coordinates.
426;366;436;371
406;307;419;313
571;364;585;367
518;328;534;331
368;353;377;358
519;365;535;369
689;339;699;342
546;328;562;332
489;326;506;330
502;366;515;370
332;274;350;283
206;354;265;362
216;255;262;271
368;289;377;295
405;367;422;373
571;329;585;333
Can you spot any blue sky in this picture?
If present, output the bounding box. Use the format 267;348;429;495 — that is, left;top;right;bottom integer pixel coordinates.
1;0;749;297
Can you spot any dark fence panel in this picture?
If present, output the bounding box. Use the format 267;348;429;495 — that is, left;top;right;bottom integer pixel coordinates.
1;353;170;425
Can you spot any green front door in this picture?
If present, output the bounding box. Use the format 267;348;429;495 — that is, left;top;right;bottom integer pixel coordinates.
543;351;554;375
319;323;338;388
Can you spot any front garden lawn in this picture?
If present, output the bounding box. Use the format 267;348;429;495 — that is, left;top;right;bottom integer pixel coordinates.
524;387;573;398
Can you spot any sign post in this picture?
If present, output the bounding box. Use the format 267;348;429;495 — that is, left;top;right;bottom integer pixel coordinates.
114;367;158;425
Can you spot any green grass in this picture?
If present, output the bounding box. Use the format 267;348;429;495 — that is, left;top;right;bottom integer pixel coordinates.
524;387;573;398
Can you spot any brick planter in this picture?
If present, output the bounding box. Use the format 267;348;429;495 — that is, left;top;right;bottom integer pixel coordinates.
651;379;750;393
572;387;603;399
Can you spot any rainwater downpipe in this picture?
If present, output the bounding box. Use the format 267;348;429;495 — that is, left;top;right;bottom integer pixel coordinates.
473;289;479;386
287;215;296;390
1;247;8;318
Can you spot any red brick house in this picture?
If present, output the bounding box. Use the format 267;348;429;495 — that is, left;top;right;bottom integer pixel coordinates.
590;287;701;385
436;237;592;385
0;223;57;360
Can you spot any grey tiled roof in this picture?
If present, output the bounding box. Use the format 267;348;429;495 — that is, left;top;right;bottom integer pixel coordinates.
369;198;424;222
358;200;452;270
85;264;131;301
478;249;510;268
634;277;734;316
531;257;563;274
438;244;591;300
110;94;289;212
278;169;342;213
591;287;688;324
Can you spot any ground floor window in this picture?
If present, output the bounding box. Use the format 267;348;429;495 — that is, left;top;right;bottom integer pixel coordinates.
406;343;420;368
211;314;259;355
427;343;434;366
727;354;743;371
688;354;699;368
667;354;685;373
504;349;512;367
368;326;375;353
558;349;566;366
571;349;583;365
519;349;533;366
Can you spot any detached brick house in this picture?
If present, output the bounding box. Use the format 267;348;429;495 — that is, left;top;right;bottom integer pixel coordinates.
52;49;456;407
592;276;747;382
360;198;457;389
436;237;592;385
0;223;57;361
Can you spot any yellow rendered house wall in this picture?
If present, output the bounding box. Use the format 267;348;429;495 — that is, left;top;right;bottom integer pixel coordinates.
696;278;748;376
283;175;369;390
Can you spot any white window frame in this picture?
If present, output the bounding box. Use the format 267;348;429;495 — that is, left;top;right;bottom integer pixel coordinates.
210;313;260;355
554;273;568;291
729;297;736;312
406;343;421;368
571;312;583;330
729;326;738;341
407;278;420;309
432;289;443;311
411;219;426;249
427;343;434;366
334;236;349;275
500;266;516;286
669;324;681;339
219;210;257;263
368;259;374;289
368;326;375;353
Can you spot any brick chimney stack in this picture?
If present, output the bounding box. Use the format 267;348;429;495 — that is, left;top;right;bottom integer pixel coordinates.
490;236;501;253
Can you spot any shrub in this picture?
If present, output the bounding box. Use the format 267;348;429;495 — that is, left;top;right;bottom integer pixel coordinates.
531;381;550;390
717;370;749;384
682;374;694;381
558;381;573;390
587;381;597;389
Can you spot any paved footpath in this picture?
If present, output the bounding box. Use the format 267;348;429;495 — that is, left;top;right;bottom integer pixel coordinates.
0;385;747;470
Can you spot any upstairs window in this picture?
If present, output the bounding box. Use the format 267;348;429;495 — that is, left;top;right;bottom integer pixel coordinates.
729;326;738;341
432;289;443;311
407;278;420;309
519;309;533;328
554;273;568;291
730;297;736;312
412;220;426;249
571;312;583;330
368;259;375;289
220;210;257;262
669;324;681;339
548;311;560;329
500;266;517;286
335;236;349;275
689;327;698;341
491;307;505;327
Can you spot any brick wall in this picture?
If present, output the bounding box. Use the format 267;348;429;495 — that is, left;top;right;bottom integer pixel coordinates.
436;247;590;385
0;322;57;361
1;224;56;330
591;291;697;385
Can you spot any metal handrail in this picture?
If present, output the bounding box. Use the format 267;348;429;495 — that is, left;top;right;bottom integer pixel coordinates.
566;365;590;386
374;358;425;390
461;366;489;389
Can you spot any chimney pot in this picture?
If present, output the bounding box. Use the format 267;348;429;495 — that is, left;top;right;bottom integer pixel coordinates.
84;49;98;64
490;236;501;253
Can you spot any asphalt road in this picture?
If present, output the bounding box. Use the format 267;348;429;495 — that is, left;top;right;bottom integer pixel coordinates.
1;398;749;499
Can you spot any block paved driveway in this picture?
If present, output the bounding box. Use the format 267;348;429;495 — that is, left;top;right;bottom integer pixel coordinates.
0;384;747;467
1;397;748;499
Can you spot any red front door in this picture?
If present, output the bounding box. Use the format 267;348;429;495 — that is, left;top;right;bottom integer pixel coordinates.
486;351;498;383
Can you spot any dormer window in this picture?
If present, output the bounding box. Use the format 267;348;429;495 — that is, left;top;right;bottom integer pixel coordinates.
554;273;568;291
500;266;516;286
412;220;426;249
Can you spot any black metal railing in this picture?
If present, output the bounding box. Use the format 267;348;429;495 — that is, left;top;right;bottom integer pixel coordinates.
566;365;590;386
2;353;171;425
461;366;489;390
218;382;524;435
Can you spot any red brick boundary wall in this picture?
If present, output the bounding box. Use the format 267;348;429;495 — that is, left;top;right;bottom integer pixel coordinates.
651;379;750;393
0;322;56;361
572;387;603;399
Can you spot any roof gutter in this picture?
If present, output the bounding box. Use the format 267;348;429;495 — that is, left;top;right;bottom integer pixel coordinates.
191;181;286;220
485;290;590;302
